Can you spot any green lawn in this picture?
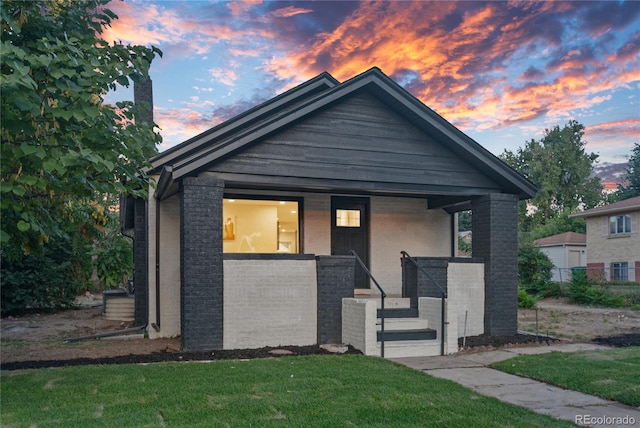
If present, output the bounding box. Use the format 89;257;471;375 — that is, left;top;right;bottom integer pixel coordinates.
1;355;573;427
492;347;640;407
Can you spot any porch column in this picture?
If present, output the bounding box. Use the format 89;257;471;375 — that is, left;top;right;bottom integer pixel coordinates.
133;198;148;326
316;256;355;344
472;193;518;336
180;177;224;351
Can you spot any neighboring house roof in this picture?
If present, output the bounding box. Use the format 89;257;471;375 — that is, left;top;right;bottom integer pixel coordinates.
570;196;640;218
151;67;537;204
534;232;586;247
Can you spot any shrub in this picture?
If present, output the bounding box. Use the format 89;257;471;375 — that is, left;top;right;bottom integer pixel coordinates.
568;269;626;307
518;243;553;295
518;288;538;309
1;238;86;316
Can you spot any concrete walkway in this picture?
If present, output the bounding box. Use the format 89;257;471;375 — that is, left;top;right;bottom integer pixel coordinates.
392;343;640;427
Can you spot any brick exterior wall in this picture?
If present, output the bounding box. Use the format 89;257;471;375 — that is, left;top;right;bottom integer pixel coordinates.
223;255;317;349
316;256;355;344
133;77;153;124
180;177;224;351
415;258;449;298
418;297;457;354
584;213;640;282
133;198;148;326
472;193;519;336
586;262;606;282
342;298;377;356
447;262;485;337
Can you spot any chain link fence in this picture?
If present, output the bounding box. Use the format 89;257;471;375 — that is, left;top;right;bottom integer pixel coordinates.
552;266;638;285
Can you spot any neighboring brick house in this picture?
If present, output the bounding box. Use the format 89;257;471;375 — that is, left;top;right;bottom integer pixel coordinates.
571;196;640;282
122;67;537;356
534;232;587;282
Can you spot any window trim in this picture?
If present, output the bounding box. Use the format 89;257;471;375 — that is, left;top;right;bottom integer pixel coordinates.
609;214;631;236
223;193;304;254
611;261;629;282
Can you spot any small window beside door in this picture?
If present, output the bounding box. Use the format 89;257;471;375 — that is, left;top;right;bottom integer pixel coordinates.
336;209;361;227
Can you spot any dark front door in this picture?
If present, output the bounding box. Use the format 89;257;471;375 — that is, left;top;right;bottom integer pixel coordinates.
331;196;370;289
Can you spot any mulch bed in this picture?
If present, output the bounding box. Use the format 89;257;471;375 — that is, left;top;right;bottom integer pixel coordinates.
458;333;561;349
593;333;640;348
2;334;639;371
0;345;361;371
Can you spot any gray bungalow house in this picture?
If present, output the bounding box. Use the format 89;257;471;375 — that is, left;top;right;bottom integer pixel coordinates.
125;67;536;357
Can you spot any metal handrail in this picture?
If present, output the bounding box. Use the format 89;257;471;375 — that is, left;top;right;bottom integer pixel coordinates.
401;251;447;298
401;251;447;356
349;250;387;358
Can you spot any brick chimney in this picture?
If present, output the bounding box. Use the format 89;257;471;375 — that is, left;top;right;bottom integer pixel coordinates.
133;77;154;124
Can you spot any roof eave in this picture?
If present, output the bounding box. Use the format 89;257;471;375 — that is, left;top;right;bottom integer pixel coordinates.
148;72;339;173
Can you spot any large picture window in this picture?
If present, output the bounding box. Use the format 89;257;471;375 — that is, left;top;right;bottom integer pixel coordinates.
222;197;300;253
609;214;631;235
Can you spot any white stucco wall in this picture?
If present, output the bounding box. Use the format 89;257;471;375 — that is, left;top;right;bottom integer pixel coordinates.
223;258;317;349
370;196;451;295
148;190;181;339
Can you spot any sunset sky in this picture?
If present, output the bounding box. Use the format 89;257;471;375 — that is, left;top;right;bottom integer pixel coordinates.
103;0;640;165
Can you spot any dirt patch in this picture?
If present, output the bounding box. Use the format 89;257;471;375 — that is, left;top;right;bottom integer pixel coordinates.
1;296;638;370
518;297;640;342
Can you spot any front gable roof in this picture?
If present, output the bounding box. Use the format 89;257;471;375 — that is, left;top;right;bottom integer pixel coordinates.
152;67;537;204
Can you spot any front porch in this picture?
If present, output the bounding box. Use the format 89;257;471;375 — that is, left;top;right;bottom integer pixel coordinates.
152;249;486;358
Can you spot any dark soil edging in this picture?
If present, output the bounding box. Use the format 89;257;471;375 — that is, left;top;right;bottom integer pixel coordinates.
593;333;640;348
0;345;362;371
3;334;639;371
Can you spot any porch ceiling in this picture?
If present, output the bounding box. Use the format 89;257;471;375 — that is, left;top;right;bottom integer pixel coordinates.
156;167;477;212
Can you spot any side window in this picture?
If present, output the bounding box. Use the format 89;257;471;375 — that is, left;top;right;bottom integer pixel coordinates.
223;197;300;253
611;262;629;282
609;214;631;235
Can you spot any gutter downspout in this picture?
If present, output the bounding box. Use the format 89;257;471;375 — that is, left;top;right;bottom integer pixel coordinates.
450;212;456;258
151;166;172;333
151;196;161;332
64;324;147;343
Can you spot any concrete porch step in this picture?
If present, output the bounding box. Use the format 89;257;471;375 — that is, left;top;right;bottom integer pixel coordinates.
353;292;411;309
377;317;429;331
376;339;442;358
377;328;436;342
377;307;418;318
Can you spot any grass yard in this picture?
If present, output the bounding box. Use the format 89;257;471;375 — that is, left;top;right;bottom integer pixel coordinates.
1;354;573;427
492;347;640;407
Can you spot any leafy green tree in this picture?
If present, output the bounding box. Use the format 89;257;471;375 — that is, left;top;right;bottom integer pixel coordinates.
529;211;586;241
1;0;162;253
501;120;603;232
458;210;472;231
615;143;640;200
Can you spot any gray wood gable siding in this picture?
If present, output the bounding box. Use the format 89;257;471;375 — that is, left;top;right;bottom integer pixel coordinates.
207;92;501;195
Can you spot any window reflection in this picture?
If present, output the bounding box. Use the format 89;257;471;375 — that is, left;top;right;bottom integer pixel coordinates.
223;198;299;253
